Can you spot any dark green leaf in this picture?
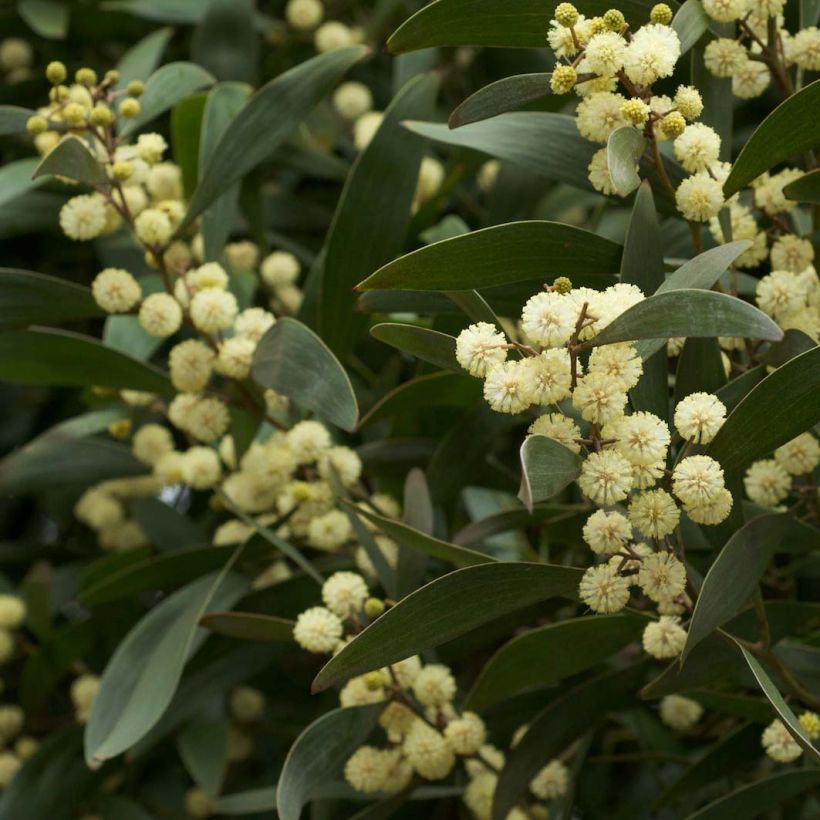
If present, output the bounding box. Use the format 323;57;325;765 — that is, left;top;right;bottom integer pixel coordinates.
313;562;582;691
674;337;726;406
448;73;551;128
683;514;789;662
723;80;820;197
607;126;645;197
214;788;278;815
0;158;46;209
277;704;383;820
369;324;460;372
177;721;227;795
784;168;820;203
0;105;38;136
518;435;582;512
84;571;247;765
672;0;711;53
200;611;295;641
115;27;173;87
706;346;820;473
17;0;68;38
319;72;439;357
172;94;207;198
0;268;102;330
182;46;367;228
191;0;258;84
0;328;173;395
467;614;645;710
33;135;107;187
251;317;358;431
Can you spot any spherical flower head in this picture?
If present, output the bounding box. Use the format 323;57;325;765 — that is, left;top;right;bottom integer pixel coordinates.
75;488;124;530
287;419;332;464
477;160;500;192
608;411;670;468
60;194;107;241
286;0;324;29
554;2;579;26
704;37;748;77
181;446;222;490
550;64;578;94
26;114;48;136
774;433;820;476
660;694;703;731
628;489;680;540
317;446;362;488
322;571;369;617
743;459;792;507
579;563;631;613
761;719;803;763
464;771;499;818
184;787;214;819
415;156;445;203
638;551;686;602
234;307;275;343
589;342;643;390
588;147;616;194
136;132;167;164
345;746;393;793
674;123;721;173
0;752;20;788
521;291;576;348
529;412;581;453
793;26;820;71
134;207;173;246
91;267;141;314
603;9;626;30
770;235;814;273
642;616;687;658
799;711;820;741
582;509;633;554
138;292;182;338
293;606;343;653
622;98;650;126
530;759;569;800
520;349;573;405
339;673;386;707
314;21;355;52
584;31;627;76
215;336;256;380
190;288;238;333
132;423;174;467
685;486;733;525
673;85;703;120
0;705;22;739
230;685;265;723
353;111;383;151
579;450;634;506
624;24;681;85
455;321;508;376
189;262;229;292
45;60;67;84
444;711;486;755
483;360;532;415
168;339;214;393
572;371;627;425
576;91;627;144
650;3;673;23
676;173;724;222
154;450;186;485
307;509;352;551
702;0;747;21
355;536;399;579
333;81;373;121
413;663;457;707
186;396;230;443
756;270;808;320
71;673;100;720
732;58;770;99
661;110;686;139
403;722;455;780
0;595;25;630
674;391;727;445
224;240;259;272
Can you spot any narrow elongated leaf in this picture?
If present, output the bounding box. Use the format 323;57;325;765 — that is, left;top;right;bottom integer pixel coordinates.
660;241;752;294
313;562;582;691
388;0;675;51
607;126;644;196
707;346;820;473
0;105;38;136
467;614;645;710
723;80;820;197
672;0;711;53
784;168;820;203
449;73;551;128
17;0;69;38
120;62;215;135
683;514;789;662
182;46;367;228
115;27;173;87
358;221;622;291
214;788;278;815
0;158;45;209
736;645;820;763
0;268;102;330
0;328;173;395
200;611;295;641
84;572;247;765
277;704;383;820
687;770;820;820
177;721;227;796
370;324;460;372
492;662;648;820
33;136;107;186
349;504;494;567
190;0;258;84
251;317;358;431
590;289;782;347
518;435;582;512
320;72;439;357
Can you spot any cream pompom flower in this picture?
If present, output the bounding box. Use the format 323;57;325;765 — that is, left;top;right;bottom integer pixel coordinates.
659;695;703;731
629;489;680;539
674;392;726;444
483;360;532;414
307;509;352;551
576;92;627;144
530;759;569;800
793;26;820;71
732;58;770;99
582;509;633;554
608;411;671;467
293;606;343;653
743;459;792;507
704;37;747;76
672;455;725;506
444;712;486;755
403;722;455;780
287;419;332;463
344;746;393;793
774;433;820;475
520;291;576;347
770;235;815;272
138;293;182;337
321;571;369;617
588;147;616;194
761;719;803;763
528;412;581;453
756;270;808;320
180;446;222;490
642;616;687;658
455;322;507;376
0;596;25;630
579;563;631;613
215;336;256;379
637;551;687;602
675;173;724;221
684;486;733;524
584;31;627;76
185;396;230;443
190;288;239;333
623;24;681;86
333;80;373;120
673;124;721;173
520;349;573;405
588;343;643;389
579;450;634;505
702;0;747;22
412;663;456;707
572;372;628;425
134;207;173;246
60;194;108;241
92;268;141;313
169;339;215;392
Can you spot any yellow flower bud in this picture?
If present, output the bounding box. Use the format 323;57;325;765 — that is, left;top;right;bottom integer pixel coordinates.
119;98;140;118
661;110;686;138
75;67;98;87
589;16;607;34
603;9;626;30
622;98;651;126
550;65;577;94
89;104;114;127
62;103;87;128
126;80;145;97
107;419;132;439
650;3;673;24
363;671;387;691
26;115;48;135
364;597;385;618
104;69;120;84
111;161;133;181
554;2;579;26
553;276;573;294
49;84;69;102
45;60;66;84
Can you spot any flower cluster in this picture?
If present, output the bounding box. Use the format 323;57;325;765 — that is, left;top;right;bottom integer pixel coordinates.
743;432;820;508
293;572;571;818
754;260;820;342
761;712;820;763
0;37;33;84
